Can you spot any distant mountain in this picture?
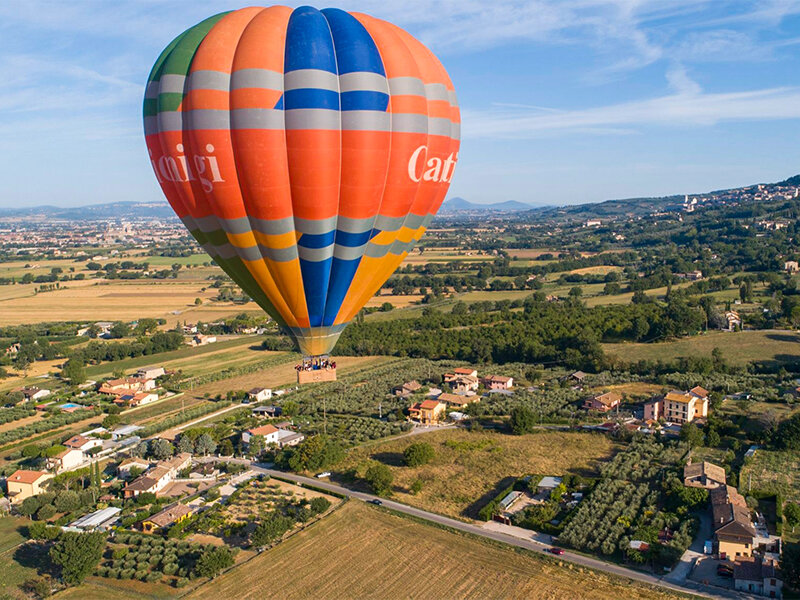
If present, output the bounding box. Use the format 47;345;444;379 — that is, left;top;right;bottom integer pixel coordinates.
440;197;536;213
0;201;176;220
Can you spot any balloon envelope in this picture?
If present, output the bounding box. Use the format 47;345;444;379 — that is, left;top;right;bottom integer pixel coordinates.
144;5;460;355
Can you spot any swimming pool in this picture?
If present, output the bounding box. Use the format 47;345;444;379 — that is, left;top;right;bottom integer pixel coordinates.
60;403;82;410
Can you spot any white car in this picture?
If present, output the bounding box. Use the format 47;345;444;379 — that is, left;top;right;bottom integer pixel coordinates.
316;472;331;479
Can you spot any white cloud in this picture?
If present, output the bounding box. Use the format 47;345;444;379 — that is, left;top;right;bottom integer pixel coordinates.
464;85;800;138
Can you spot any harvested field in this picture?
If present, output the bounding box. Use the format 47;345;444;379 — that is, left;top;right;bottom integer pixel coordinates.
186;501;688;600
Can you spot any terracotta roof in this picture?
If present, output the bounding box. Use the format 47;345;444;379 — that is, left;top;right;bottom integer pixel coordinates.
690;385;709;398
420;399;444;410
145;503;192;528
248;424;278;436
439;393;470;406
594;392;622;406
665;391;692;404
7;469;49;484
483;375;512;383
65;435;90;448
454;367;476;375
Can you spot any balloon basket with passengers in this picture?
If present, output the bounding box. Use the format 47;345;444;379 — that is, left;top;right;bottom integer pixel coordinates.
296;355;337;384
142;5;460;385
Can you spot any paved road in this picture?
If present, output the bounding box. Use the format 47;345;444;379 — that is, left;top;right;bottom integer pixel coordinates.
250;466;753;600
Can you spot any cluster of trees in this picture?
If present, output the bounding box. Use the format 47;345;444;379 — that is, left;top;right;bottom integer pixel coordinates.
68;331;184;366
558;438;694;566
336;298;706;370
276;435;345;473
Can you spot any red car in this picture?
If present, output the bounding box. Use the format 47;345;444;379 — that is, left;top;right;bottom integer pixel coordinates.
547;547;565;555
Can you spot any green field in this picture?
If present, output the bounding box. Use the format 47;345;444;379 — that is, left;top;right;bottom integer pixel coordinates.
603;329;800;366
0;516;40;598
334;428;619;520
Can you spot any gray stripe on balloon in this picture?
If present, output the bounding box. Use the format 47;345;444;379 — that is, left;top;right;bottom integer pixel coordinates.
297;246;334;262
284;108;340;131
188;70;230;92
249;216;296;236
230;68;284;90
294;216;338;235
231;108;284;130
372;214;407;232
158;74;188;95
284;69;340;92
339;71;388;93
335;216;377;234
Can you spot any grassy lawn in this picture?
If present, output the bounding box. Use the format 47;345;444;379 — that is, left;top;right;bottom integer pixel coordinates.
186;500;688;600
602;329;800;366
333;429;620;520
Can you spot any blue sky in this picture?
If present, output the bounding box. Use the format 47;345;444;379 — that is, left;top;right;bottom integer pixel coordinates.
1;0;800;208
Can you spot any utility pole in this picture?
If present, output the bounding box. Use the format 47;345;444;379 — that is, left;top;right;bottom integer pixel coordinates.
378;401;382;419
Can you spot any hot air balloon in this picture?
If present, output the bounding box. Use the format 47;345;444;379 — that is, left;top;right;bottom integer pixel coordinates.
143;5;460;382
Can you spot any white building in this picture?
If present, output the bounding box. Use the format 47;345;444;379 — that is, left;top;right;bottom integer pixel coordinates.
247;387;273;402
242;424;280;446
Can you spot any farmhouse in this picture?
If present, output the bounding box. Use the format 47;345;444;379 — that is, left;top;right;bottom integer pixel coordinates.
191;333;216;346
251;405;281;418
438;393;479;408
64;434;103;453
135;366;165;380
785;260;799;273
276;429;305;448
46;448;84;473
733;556;783;598
409;399;447;424
19;387;50;402
449;375;479;394
583;391;622;412
683;461;726;489
124;466;172;499
568;371;587;383
141;503;193;533
115;391;158;407
443;367;478;383
711;485;756;559
242;424;280;446
6;470;53;503
480;375;514;390
248;387;273;402
392;381;422;397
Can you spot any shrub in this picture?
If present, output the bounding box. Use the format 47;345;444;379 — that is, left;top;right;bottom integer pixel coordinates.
175;577;189;588
403;442;435;467
112;547;128;560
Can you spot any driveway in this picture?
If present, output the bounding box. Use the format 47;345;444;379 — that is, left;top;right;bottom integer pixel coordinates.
665;508;712;584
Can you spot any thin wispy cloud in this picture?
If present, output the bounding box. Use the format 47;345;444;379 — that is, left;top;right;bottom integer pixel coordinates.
464;86;800;138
